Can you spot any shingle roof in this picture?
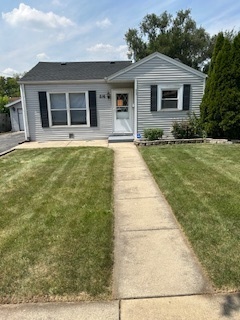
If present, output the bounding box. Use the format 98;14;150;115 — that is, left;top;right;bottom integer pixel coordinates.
20;61;132;82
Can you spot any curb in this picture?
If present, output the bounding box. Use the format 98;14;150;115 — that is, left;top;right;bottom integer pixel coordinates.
0;148;15;157
0;140;26;157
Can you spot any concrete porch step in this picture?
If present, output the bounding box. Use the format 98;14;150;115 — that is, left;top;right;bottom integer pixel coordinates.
108;135;134;143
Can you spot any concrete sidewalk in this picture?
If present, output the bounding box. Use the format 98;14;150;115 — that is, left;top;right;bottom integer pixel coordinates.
111;143;239;319
0;142;239;319
111;142;212;299
15;140;108;149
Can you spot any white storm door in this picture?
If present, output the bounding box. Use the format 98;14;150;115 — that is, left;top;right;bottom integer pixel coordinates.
113;89;133;133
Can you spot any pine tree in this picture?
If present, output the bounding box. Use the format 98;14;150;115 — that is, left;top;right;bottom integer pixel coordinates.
219;32;240;139
200;32;225;137
201;32;240;139
212;37;234;137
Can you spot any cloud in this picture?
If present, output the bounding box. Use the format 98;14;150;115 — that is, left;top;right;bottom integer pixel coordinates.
96;18;112;29
2;3;74;29
52;0;62;5
1;68;19;77
36;53;50;61
87;43;114;52
87;43;128;60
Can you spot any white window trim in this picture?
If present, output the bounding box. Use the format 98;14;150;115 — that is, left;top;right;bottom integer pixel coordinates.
47;92;90;127
158;85;183;111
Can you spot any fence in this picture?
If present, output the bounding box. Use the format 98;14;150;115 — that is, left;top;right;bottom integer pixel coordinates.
0;113;11;133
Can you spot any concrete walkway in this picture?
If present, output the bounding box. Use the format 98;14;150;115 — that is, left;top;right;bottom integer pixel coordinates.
111;143;211;299
0;141;239;319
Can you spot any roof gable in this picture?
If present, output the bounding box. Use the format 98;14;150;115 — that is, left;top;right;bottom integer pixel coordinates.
20;61;132;82
5;98;21;108
107;52;207;81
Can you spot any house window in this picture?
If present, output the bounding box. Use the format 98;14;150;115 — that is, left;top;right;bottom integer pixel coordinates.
161;90;178;109
158;85;183;110
49;92;88;126
50;94;67;125
69;93;87;125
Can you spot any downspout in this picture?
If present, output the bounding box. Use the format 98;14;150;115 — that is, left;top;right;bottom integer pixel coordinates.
134;78;138;138
20;84;30;141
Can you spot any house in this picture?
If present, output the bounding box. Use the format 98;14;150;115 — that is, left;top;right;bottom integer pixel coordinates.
19;52;206;142
5;98;24;132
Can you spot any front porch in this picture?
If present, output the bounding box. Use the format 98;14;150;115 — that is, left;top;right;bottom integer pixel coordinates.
108;133;134;143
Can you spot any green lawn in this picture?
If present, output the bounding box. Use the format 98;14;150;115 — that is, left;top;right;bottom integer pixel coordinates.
139;144;240;292
0;147;114;303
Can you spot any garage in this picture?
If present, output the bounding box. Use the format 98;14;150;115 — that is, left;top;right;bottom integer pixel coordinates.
6;98;24;132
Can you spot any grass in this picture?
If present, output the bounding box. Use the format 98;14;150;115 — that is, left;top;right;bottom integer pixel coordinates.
0;147;114;303
139;144;240;292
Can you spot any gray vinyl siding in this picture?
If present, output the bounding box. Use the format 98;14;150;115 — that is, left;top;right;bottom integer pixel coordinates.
24;83;113;141
137;79;204;137
111;56;205;81
111;56;205;138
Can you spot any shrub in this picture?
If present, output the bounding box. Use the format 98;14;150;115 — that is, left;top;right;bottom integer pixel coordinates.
172;121;194;139
172;113;204;139
144;128;164;141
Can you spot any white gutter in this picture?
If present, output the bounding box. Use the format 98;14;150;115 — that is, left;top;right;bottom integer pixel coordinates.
20;84;30;141
134;78;138;138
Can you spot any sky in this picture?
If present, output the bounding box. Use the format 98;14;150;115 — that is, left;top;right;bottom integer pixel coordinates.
0;0;240;76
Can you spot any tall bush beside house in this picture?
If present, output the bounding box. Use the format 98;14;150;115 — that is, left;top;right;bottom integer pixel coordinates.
200;32;225;137
220;33;240;139
209;37;233;137
200;32;240;139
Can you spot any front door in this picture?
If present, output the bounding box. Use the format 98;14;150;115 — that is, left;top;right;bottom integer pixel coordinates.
113;89;133;133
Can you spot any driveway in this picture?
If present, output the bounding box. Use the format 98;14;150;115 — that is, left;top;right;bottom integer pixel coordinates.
0;131;25;154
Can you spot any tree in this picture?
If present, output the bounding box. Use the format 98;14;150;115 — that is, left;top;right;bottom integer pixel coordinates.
0;75;20;98
6;76;20;97
219;33;240;139
0;77;6;96
200;32;240;139
200;32;225;136
0;96;9;114
0;75;20;114
125;9;213;70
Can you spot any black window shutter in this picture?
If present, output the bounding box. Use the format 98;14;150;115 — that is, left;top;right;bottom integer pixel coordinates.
89;91;97;127
183;84;191;110
38;92;49;127
151;85;158;111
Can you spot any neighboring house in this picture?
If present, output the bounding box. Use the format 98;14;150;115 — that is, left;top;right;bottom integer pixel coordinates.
5;98;24;132
19;52;206;142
